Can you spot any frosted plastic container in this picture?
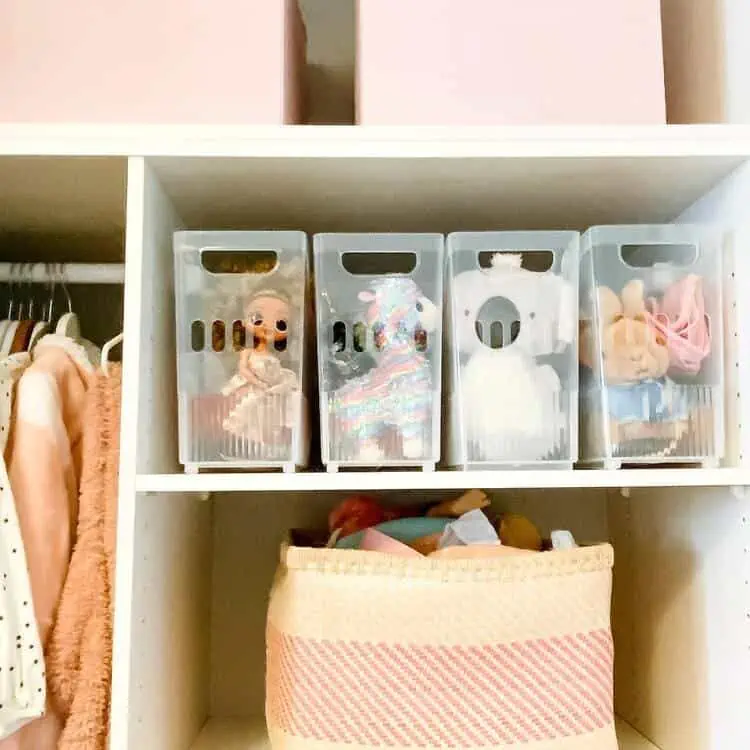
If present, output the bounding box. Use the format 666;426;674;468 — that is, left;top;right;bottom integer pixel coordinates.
580;225;725;468
314;234;444;471
445;232;580;469
175;231;310;473
357;0;665;125
1;0;305;124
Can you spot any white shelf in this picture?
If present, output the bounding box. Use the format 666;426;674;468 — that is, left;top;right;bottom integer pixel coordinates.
189;717;659;750
3;125;749;238
135;467;750;494
1;123;750;158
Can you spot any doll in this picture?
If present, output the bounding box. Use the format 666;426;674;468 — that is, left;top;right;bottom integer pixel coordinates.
221;290;299;446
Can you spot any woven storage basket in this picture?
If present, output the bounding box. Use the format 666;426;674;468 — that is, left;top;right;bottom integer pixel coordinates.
266;542;616;750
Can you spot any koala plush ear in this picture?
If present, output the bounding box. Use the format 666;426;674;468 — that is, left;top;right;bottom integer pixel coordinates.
357;290;376;303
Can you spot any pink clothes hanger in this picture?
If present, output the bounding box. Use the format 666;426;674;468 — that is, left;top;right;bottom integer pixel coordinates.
646;274;711;375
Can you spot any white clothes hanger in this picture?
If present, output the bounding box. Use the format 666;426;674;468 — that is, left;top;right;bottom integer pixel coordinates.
26;271;51;352
18;266;48;353
0;266;17;357
0;322;10;356
0;322;17;358
27;319;49;351
101;332;123;377
0;266;20;358
55;265;81;340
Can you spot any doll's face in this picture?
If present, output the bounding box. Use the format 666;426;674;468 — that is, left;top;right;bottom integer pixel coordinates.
246;295;291;348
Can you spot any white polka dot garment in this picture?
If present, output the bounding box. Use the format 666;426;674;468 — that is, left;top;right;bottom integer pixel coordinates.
0;355;45;738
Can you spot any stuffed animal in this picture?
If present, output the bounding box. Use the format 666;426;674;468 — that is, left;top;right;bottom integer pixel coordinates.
581;280;669;384
581;280;689;456
452;253;576;463
330;277;438;463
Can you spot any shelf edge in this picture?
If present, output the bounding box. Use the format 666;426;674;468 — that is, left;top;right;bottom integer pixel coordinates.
135;468;750;494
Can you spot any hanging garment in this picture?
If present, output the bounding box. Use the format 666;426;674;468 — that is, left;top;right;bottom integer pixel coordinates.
0;334;93;750
0;354;46;739
47;366;121;750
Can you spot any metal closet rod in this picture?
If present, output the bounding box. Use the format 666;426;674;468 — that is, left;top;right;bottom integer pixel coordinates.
0;263;125;284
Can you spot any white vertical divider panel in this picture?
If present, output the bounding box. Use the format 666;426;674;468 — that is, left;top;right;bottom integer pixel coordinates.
112;159;211;750
677;161;750;465
610;486;750;750
131;158;183;473
110;156;148;750
126;494;212;750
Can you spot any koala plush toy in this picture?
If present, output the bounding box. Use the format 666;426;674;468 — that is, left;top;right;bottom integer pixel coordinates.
449;253;576;465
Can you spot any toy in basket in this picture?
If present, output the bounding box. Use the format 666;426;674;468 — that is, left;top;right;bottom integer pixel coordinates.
330;277;438;464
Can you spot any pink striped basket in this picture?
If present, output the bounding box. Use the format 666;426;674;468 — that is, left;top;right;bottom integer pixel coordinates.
266;542;616;750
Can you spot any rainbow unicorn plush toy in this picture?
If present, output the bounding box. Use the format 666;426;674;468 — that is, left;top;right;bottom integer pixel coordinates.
331;277;438;463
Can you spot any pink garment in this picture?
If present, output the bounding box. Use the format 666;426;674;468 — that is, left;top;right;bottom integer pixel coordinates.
0;335;92;750
646;274;712;375
48;366;121;750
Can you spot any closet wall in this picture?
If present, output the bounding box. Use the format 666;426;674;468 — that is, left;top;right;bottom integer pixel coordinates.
0;155;126;343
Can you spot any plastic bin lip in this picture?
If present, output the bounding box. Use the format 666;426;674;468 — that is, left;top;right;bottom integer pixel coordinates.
173;229;308;252
582;224;724;243
447;230;580;245
314;232;444;278
314;233;444;256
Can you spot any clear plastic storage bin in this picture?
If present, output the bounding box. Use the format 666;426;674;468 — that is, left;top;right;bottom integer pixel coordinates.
445;232;580;469
175;231;310;473
579;225;724;468
314;234;444;471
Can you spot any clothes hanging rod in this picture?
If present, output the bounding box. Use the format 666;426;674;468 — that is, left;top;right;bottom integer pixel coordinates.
0;263;125;284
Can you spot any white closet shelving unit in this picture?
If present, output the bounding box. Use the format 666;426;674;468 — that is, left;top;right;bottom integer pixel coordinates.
3;5;750;747
3;125;750;750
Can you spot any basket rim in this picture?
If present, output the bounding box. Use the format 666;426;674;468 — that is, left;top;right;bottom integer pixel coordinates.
281;540;614;580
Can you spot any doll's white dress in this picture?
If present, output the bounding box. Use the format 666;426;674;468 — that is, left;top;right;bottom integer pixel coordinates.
221;352;298;445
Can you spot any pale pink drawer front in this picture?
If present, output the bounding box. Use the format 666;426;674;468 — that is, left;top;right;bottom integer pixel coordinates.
357;0;666;125
1;0;305;124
